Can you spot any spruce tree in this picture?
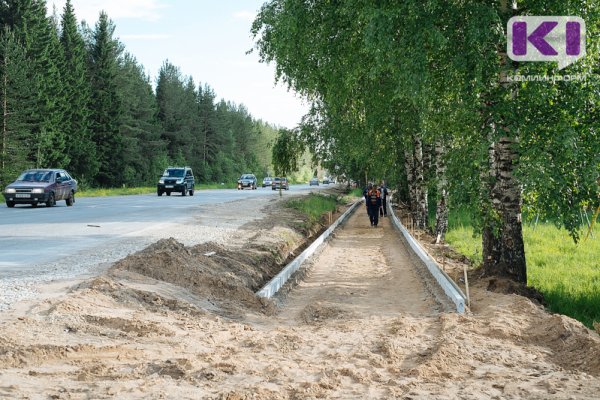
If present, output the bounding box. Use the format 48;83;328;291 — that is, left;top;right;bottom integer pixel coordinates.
0;27;35;186
117;52;166;185
88;11;124;187
60;0;98;183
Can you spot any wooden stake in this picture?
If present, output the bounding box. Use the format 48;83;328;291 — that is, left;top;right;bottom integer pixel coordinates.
463;264;470;309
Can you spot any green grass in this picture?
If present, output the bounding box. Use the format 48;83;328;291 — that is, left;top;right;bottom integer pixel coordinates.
78;187;156;197
445;211;600;329
78;183;238;197
286;193;339;224
339;188;364;204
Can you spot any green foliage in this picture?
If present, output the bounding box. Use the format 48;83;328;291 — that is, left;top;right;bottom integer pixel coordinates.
446;215;600;329
0;2;278;189
272;128;304;177
88;11;124;187
286;193;338;224
0;27;35;188
60;0;98;180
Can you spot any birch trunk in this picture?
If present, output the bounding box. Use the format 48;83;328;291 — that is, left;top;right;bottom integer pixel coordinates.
482;138;502;270
496;136;527;283
434;141;448;244
404;147;416;218
413;136;428;229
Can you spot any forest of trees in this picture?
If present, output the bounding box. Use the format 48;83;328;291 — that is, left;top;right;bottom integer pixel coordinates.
0;0;279;189
253;1;599;283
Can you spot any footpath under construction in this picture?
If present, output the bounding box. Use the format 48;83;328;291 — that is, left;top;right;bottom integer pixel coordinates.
247;201;600;399
1;196;599;399
273;203;455;321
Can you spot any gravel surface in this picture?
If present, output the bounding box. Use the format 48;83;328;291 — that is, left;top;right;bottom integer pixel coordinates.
0;197;270;311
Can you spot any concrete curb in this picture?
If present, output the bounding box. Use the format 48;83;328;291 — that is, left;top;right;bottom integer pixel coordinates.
256;199;363;298
387;202;467;313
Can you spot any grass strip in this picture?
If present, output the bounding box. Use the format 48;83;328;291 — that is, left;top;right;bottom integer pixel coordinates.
445;211;600;330
286;193;339;225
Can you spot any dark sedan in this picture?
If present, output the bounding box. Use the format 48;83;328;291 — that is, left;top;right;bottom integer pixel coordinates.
3;169;77;207
237;174;257;190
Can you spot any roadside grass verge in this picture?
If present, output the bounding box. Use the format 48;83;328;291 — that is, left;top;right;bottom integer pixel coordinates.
77;183;238;197
445;209;600;330
78;187;155;197
340;188;364;204
286;193;339;226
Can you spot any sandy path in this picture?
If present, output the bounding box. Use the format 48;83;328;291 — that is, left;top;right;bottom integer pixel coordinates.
278;206;444;321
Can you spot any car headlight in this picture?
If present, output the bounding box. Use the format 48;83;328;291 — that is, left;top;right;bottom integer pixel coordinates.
159;178;165;184
31;188;44;194
5;188;15;193
176;179;184;184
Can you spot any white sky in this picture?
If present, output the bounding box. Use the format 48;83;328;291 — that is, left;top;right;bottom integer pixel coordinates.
48;0;308;128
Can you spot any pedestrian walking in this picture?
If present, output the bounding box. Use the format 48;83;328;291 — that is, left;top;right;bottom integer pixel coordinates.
367;183;382;227
380;180;389;217
363;182;373;223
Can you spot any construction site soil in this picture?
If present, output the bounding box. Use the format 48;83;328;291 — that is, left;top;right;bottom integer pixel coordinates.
1;190;599;399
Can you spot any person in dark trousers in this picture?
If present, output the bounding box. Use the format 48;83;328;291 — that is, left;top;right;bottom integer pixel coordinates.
367;183;382;227
380;180;389;217
363;182;373;222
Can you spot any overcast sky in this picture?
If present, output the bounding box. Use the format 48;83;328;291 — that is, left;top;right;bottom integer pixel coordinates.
47;0;308;128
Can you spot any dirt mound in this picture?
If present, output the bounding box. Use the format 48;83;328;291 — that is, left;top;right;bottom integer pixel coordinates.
486;276;546;305
300;302;349;324
110;238;278;316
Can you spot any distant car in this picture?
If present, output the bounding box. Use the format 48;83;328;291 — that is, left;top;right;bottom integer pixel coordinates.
309;177;319;186
238;174;257;190
272;177;289;190
322;177;330;185
157;166;195;196
3;169;77;208
262;176;273;187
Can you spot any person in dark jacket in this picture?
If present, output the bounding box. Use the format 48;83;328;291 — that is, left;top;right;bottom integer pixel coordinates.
380;180;389;217
367;184;382;227
363;182;373;221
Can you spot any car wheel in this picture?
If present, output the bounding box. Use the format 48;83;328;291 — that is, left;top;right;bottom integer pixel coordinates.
66;191;75;206
158;191;163;196
32;202;38;207
46;192;56;207
189;189;194;196
166;191;171;196
6;201;15;208
182;188;186;196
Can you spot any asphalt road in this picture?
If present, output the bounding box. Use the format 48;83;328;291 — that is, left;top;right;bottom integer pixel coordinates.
0;183;329;278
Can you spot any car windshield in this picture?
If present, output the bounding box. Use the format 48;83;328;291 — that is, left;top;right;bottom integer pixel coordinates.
17;170;53;182
163;169;184;177
241;174;253;179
